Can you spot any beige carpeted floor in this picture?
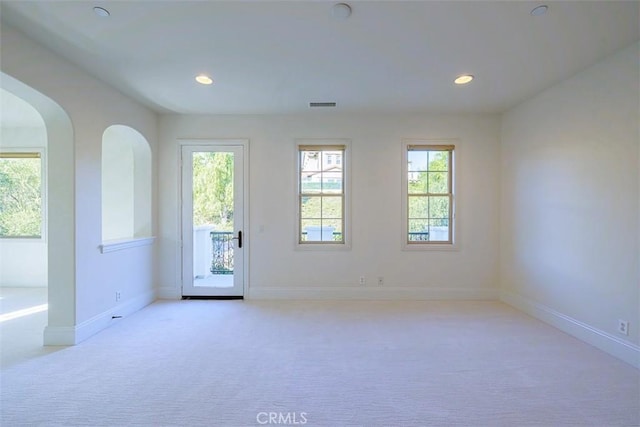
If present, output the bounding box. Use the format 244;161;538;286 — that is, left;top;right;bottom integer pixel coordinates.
1;299;638;426
0;287;59;369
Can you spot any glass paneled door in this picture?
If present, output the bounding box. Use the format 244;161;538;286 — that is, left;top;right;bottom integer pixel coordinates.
181;144;246;297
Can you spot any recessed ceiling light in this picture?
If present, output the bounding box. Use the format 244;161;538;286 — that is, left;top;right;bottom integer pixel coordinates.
195;75;213;85
93;6;110;18
454;74;474;85
331;3;352;20
530;5;549;16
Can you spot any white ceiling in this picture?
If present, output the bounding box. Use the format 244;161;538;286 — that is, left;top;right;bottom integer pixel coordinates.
1;1;638;115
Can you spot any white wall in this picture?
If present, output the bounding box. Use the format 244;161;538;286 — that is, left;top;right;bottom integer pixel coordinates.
500;42;640;365
158;113;501;299
0;126;48;287
1;24;158;343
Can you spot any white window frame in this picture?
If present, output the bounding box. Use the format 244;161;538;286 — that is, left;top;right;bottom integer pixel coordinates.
0;148;47;241
295;139;351;250
401;139;457;251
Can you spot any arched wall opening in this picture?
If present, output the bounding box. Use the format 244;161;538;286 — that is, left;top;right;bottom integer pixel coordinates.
0;88;47;288
0;72;75;345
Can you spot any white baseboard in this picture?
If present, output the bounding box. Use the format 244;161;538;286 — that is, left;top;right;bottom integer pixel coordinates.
157;286;180;299
248;286;498;300
43;326;76;346
43;289;155;346
501;291;640;369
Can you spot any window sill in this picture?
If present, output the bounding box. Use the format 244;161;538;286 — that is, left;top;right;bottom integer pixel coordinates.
100;237;155;254
296;242;352;251
402;242;459;252
0;236;45;242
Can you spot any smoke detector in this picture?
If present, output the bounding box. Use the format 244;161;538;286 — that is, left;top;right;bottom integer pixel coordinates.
331;3;352;20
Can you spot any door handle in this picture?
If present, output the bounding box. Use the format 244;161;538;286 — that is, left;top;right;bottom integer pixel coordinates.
232;230;242;248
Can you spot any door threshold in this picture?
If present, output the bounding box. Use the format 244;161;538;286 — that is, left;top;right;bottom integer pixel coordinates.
182;296;244;300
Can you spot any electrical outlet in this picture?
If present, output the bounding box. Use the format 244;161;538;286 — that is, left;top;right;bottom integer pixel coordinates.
618;319;629;336
359;276;366;285
378;276;384;286
115;291;121;302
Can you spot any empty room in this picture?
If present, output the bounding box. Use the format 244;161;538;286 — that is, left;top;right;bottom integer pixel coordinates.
0;1;638;426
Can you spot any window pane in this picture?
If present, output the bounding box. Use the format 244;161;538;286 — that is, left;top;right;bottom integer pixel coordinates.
303;222;335;242
326;219;343;242
192;152;234;230
301;174;322;194
0;156;42;237
408;196;428;218
321;196;342;219
408;219;429;241
300;196;321;219
408;219;428;232
427;172;448;194
428;196;450;219
408;171;428;194
322;151;342;169
428;219;450;242
301;151;321;172
408;151;429;171
321;172;342;193
428;151;449;171
301;219;321;241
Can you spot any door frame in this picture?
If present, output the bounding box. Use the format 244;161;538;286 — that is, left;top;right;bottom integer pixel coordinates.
178;139;249;297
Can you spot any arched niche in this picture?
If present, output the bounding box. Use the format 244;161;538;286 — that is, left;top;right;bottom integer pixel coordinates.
102;125;151;241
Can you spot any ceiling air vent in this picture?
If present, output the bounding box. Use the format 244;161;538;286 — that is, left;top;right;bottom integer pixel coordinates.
309;102;337;108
